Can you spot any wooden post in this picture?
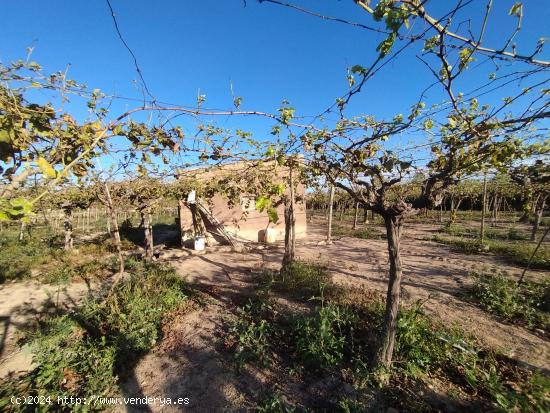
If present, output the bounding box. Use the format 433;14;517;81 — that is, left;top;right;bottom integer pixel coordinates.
178;199;187;246
531;196;547;242
282;164;296;269
353;202;359;230
327;185;335;244
480;172;487;243
18;221;26;242
106;208;111;235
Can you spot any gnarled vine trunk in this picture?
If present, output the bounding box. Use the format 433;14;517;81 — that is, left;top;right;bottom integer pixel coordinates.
449;197;463;226
104;183;124;275
63;208;73;250
140;207;154;261
363;206;370;224
531;196;547;242
376;213;404;369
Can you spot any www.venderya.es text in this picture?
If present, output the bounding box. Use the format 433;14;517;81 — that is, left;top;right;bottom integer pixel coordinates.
10;395;190;407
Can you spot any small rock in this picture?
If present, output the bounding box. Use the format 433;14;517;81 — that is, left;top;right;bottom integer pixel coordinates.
231;244;245;253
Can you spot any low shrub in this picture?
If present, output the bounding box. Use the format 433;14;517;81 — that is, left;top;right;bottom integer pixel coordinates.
337;397;371;413
371;300;549;412
432;235;484;254
228;298;274;368
506;227;530;241
42;259;111;284
469;270;550;330
78;234;135;255
0;316;119;412
268;261;331;299
441;224;530;241
227;269;548;412
83;262;189;358
0;230;63;283
433;235;550;270
333;225;385;240
293;300;357;370
257;394;296;412
489;242;550;269
0;262;189;411
42;264;74;285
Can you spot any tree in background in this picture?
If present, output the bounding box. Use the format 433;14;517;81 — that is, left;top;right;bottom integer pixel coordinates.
262;0;550;372
47;186;95;250
115;179;165;262
511;160;550;241
446;179;482;226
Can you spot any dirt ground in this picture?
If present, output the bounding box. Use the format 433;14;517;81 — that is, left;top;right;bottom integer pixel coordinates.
0;280;91;378
1;218;548;411
118;218;548;412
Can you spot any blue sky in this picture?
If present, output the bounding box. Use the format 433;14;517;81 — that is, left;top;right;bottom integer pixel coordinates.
2;0;549;166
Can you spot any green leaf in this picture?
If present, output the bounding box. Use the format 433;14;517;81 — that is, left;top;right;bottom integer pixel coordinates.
423;119;434;130
255;196;270;212
458;48;475;70
267;207;279;224
423;36;439;52
272;183;285;195
350;65;366;75
376;33;397;57
0;197;33;221
347;73;355;88
28;61;42;71
37;157;57;178
509;2;523;17
112;124;123;135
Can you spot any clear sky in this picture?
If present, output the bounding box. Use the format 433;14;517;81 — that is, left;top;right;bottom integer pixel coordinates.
1;0;549;158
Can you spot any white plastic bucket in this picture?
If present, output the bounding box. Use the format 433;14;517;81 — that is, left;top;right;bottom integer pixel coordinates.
194;235;206;250
265;228;277;244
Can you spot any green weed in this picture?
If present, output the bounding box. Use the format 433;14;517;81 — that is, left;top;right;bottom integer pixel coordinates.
232;274;549;412
333;225;385;240
0;230;63;283
257;394;297;412
469;270;550;330
441;224;529;241
0;262;189;411
433;234;550;270
228;298;274;368
269;261;331;299
293;300;357;370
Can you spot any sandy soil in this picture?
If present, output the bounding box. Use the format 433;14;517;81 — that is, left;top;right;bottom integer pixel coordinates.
1;218;548;410
156;219;549;372
0;280;91;378
117;218;548;411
